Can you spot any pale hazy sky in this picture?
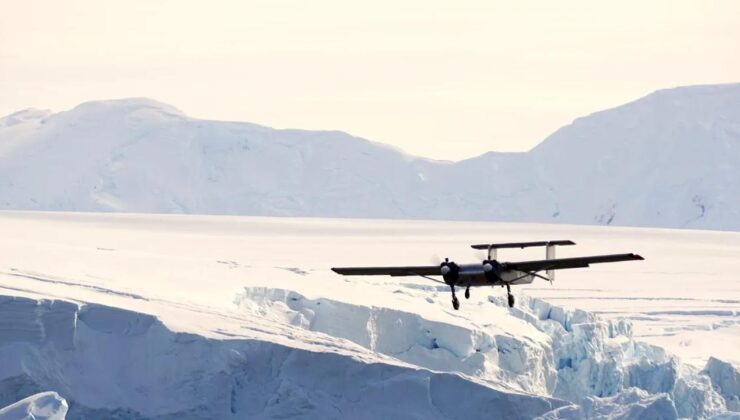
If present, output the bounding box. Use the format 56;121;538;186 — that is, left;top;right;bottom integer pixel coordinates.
1;1;739;160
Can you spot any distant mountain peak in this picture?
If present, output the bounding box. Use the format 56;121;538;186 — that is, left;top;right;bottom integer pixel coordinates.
68;97;187;119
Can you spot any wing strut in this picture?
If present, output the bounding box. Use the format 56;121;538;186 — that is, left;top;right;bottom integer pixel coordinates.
405;271;447;285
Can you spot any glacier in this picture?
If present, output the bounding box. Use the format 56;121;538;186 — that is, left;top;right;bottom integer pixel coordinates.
235;286;738;419
0;292;736;419
0;211;737;418
0;296;565;419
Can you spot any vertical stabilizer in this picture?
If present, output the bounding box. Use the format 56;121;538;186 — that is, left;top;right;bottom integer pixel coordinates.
487;245;497;260
546;244;556;283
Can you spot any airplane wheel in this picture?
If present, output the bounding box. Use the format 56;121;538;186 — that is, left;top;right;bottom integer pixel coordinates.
507;294;515;308
464;287;470;299
452;296;460;310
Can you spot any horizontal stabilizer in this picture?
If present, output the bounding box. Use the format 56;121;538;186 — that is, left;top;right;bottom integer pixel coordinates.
471;240;575;250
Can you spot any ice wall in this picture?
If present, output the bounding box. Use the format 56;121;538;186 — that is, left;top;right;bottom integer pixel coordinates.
235;287;557;395
536;388;678;420
497;295;735;419
235;288;740;419
0;295;564;419
0;290;737;419
704;357;740;412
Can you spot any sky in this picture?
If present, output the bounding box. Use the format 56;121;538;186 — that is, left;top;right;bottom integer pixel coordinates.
1;1;739;160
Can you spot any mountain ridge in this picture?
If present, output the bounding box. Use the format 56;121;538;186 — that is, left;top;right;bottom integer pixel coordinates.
0;83;738;230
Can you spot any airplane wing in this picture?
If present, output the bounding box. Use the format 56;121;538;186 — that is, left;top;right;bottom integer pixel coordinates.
331;266;440;277
504;253;644;272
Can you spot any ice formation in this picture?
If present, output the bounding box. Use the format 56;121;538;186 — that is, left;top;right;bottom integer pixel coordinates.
0;289;736;419
236;288;739;419
0;296;566;419
0;391;68;420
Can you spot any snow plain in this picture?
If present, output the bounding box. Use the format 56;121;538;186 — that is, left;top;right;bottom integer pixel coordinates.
0;211;738;418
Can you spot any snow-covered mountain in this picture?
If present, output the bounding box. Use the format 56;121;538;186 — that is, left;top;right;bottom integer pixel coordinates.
530;84;740;231
1;83;738;230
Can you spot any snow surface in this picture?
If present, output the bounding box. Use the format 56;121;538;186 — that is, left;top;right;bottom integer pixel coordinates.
0;211;738;418
1;83;739;231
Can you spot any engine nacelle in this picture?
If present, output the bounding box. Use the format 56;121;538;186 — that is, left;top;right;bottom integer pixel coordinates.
482;259;503;282
440;259;459;285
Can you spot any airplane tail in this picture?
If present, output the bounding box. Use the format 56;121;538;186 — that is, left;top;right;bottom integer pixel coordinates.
471;240;574;279
546;244;556;284
471;240;574;260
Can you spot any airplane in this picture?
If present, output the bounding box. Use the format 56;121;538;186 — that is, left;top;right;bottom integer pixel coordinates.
332;240;643;310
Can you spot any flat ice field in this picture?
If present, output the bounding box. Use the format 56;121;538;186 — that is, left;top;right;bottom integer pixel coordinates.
0;211;738;419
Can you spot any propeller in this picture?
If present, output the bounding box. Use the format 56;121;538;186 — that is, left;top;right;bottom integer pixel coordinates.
476;250;497;274
440;258;450;275
440;258;459;283
482;259;504;282
482;261;494;272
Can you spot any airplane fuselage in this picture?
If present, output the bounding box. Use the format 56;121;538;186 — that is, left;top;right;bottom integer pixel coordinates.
451;263;534;287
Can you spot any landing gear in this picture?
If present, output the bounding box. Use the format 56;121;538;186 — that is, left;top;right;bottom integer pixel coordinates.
506;283;515;308
450;285;460;310
464;286;470;299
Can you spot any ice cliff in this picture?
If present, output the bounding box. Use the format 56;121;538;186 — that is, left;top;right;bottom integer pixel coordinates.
0;287;736;418
233;288;738;419
0;296;564;419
